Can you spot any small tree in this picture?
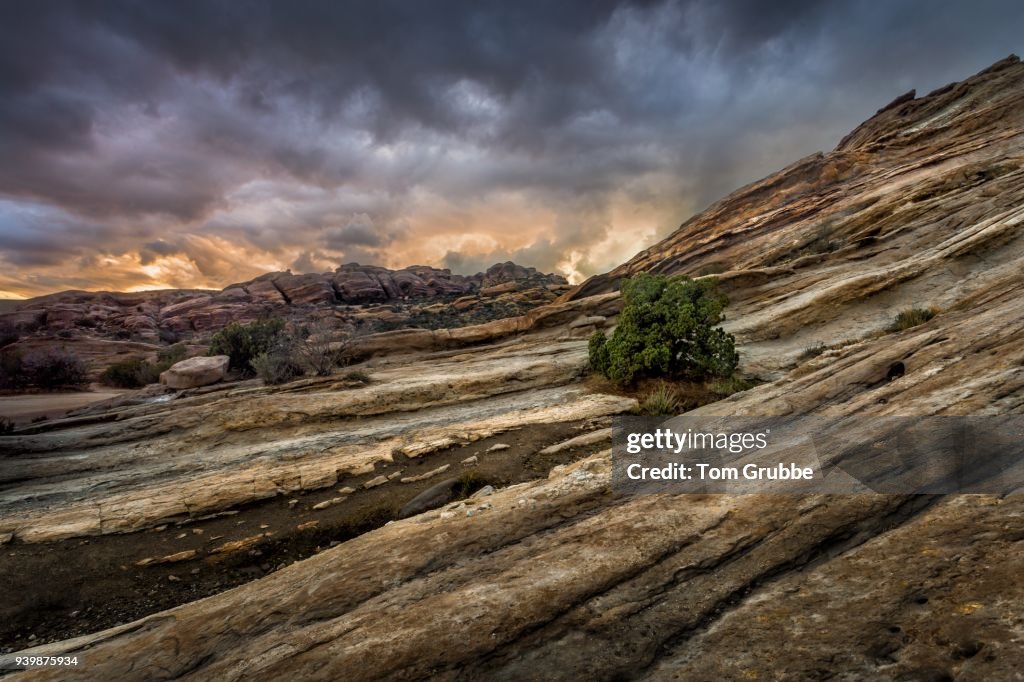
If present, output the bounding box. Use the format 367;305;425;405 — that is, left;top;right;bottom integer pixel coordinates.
589;272;738;385
208;318;285;374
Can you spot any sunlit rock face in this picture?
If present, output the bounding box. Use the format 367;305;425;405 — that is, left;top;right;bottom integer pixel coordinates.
6;57;1024;680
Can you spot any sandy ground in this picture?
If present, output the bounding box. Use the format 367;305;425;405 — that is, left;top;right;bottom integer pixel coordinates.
0;388;127;424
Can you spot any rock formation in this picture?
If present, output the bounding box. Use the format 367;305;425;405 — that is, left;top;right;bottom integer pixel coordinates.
0;262;566;339
3;56;1024;680
0;262;569;376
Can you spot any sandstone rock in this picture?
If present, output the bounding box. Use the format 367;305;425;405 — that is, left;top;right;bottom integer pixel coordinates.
312;497;347;511
5;260;565;362
271;273;336;305
159;355;229;389
470;485;494;498
480;282;518;296
538;428;612;455
159;296;213;320
208;534;269;555
399;464;450;484
244;278;287;305
461;455;478;465
134;550;197;567
568;315;606;329
487;443;510;452
363;475;388;489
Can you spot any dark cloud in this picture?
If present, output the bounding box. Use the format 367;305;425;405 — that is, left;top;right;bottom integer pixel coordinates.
323;219;382;250
138;239;182;265
1;0;1022;295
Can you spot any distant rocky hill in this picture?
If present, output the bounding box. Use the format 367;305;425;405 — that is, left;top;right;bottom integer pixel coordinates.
0;261;567;352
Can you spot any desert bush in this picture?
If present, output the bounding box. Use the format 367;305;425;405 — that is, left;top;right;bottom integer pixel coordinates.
638;383;681;416
100;344;188;388
589;273;738;385
343;369;371;384
0;351;23;389
157;343;187;366
251;346;304;385
0;320;18;348
889;307;936;332
19;349;88;388
799;342;827;361
100;358;161;388
294;319;350;376
208;318;285;373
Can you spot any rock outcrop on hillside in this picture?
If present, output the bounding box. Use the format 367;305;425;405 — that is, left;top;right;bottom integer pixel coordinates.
0;262;567;344
3;57;1024;680
0;262;569;376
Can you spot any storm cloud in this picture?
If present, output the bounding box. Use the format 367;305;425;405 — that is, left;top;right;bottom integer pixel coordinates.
0;0;1022;297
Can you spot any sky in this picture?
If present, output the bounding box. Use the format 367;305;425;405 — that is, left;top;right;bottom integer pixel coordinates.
1;1;1022;298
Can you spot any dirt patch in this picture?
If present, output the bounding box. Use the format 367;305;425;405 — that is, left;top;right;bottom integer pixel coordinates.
0;419;610;652
0;388;130;424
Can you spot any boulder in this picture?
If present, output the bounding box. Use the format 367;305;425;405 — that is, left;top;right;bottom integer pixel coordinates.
159;355;229;389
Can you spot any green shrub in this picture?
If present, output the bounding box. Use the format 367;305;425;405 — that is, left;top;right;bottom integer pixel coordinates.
100;358;161;388
589;273;738;385
208;318;285;373
638;383;681;416
889;307;936;332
